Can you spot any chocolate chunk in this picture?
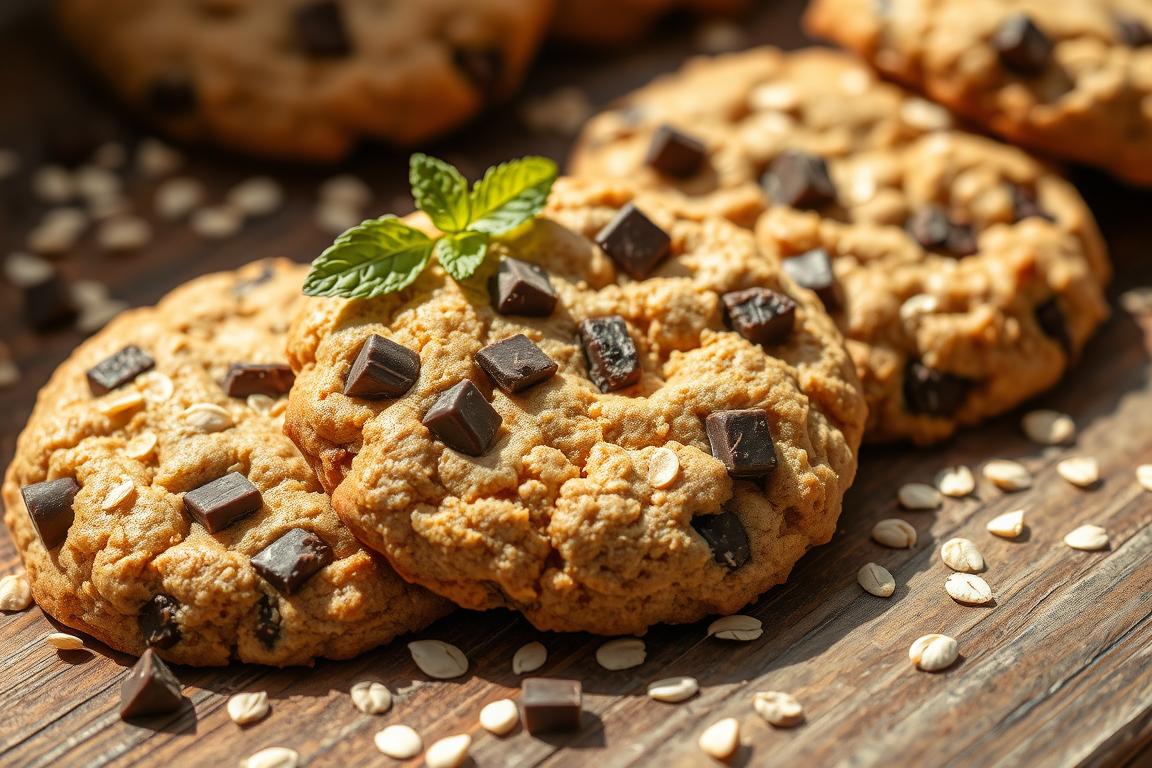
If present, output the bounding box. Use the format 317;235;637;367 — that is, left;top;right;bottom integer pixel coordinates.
223;363;295;398
256;594;280;648
20;477;79;549
422;380;502;456
903;361;970;416
453;47;504;99
119;649;185;719
138;594;181;650
645;124;707;178
251;528;334;595
86;345;155;396
145;72;196;115
521;678;583;734
578;316;641;393
343;335;420;400
705;410;778;479
488;257;558;317
1115;15;1152;47
1035;297;1072;354
293;0;351;57
595;203;671;280
781;249;840;310
721;288;797;347
992;15;1053;75
1010;185;1055;223
691;510;751;570
475;334;558;395
762;150;837;209
183;472;262;533
23;272;78;331
906;206;978;257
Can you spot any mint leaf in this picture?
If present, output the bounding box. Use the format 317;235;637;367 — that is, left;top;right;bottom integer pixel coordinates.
303;216;433;299
410;153;470;233
467;156;558;235
434;231;489;281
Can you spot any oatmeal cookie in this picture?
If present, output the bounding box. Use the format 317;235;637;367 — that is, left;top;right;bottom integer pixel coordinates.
56;0;554;160
569;48;1110;443
2;260;449;666
805;0;1152;185
284;178;867;634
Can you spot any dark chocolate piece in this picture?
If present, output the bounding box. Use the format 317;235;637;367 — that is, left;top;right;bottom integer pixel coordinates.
595;203;671;280
343;335;420;400
488;257;558;317
20;477;79;549
781;249;840;310
906;206;977;257
138;594;181;650
23;272;78;331
992;14;1053;75
223;363;295;398
256;594;280;649
691;510;751;570
1115;14;1152;47
903;361;970;417
1010;185;1055;223
293;0;351;57
721;288;797;347
422;380;502;456
521;678;583;734
475;334;558;395
762;150;837;209
120;649;185;719
578;316;641;393
86;345;155;396
645;124;707;178
705;410;778;479
453;47;504;98
183;472;262;533
145;72;196;115
1035;297;1072;354
250;528;334;595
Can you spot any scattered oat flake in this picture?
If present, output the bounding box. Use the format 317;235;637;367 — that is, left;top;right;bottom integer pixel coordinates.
33;166;75;203
5;252;53;287
648;447;680;489
315;202;361;235
0;148;19;178
707;614;763;641
934;465;975;497
47;632;84;650
124;431;158;460
374;724;423;759
596;637;646;670
101;480;135;511
698;717;741;761
425;734;471;768
0;573;32;611
350;681;392;714
1137;465;1152;492
191;206;243;239
908;634;958;671
319;174;372;208
512;640;547;674
97;390;145;416
75;165;121;202
940;538;984;573
154;177;205;220
752;691;804;727
137;139;183;177
898;482;942;510
871;518;917;549
1057;457;1099;488
696;20;747;53
92;142;126;170
1119;287;1152;315
1022;410;1075;445
227;691;270;725
137;372;175;403
1063;524;1109;551
479;698;519;735
0;358;20;389
945;573;993;605
857;562;895;597
647;676;699;703
182;403;233;433
240;747;298;768
986;509;1025;539
77;300;129;334
983;459;1032;491
408;639;468;679
228;177;284;218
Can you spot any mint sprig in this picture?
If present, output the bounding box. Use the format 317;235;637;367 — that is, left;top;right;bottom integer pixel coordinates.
304;154;558;299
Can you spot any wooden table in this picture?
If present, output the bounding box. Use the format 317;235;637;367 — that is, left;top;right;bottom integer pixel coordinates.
2;2;1151;766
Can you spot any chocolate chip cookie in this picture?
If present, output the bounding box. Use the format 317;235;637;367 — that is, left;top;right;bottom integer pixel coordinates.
569;48;1110;443
805;0;1152;185
552;0;749;45
55;0;554;160
2;260;449;666
284;178;867;634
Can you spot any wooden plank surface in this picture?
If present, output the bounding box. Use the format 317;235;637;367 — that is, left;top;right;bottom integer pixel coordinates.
2;2;1151;766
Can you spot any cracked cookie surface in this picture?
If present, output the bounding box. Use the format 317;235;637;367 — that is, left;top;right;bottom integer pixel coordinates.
56;0;554;160
805;0;1152;185
3;260;450;666
285;178;867;634
570;48;1110;443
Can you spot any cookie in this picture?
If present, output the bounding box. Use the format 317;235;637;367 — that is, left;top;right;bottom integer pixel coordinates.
55;0;554;161
284;178;867;635
552;0;749;45
569;48;1110;443
2;260;449;666
805;0;1152;186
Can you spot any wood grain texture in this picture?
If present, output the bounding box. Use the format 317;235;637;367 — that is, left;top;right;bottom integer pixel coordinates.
1;2;1151;767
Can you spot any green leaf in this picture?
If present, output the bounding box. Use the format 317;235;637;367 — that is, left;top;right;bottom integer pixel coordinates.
467;156;558;235
303;216;433;299
410;153;470;233
434;231;489;281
